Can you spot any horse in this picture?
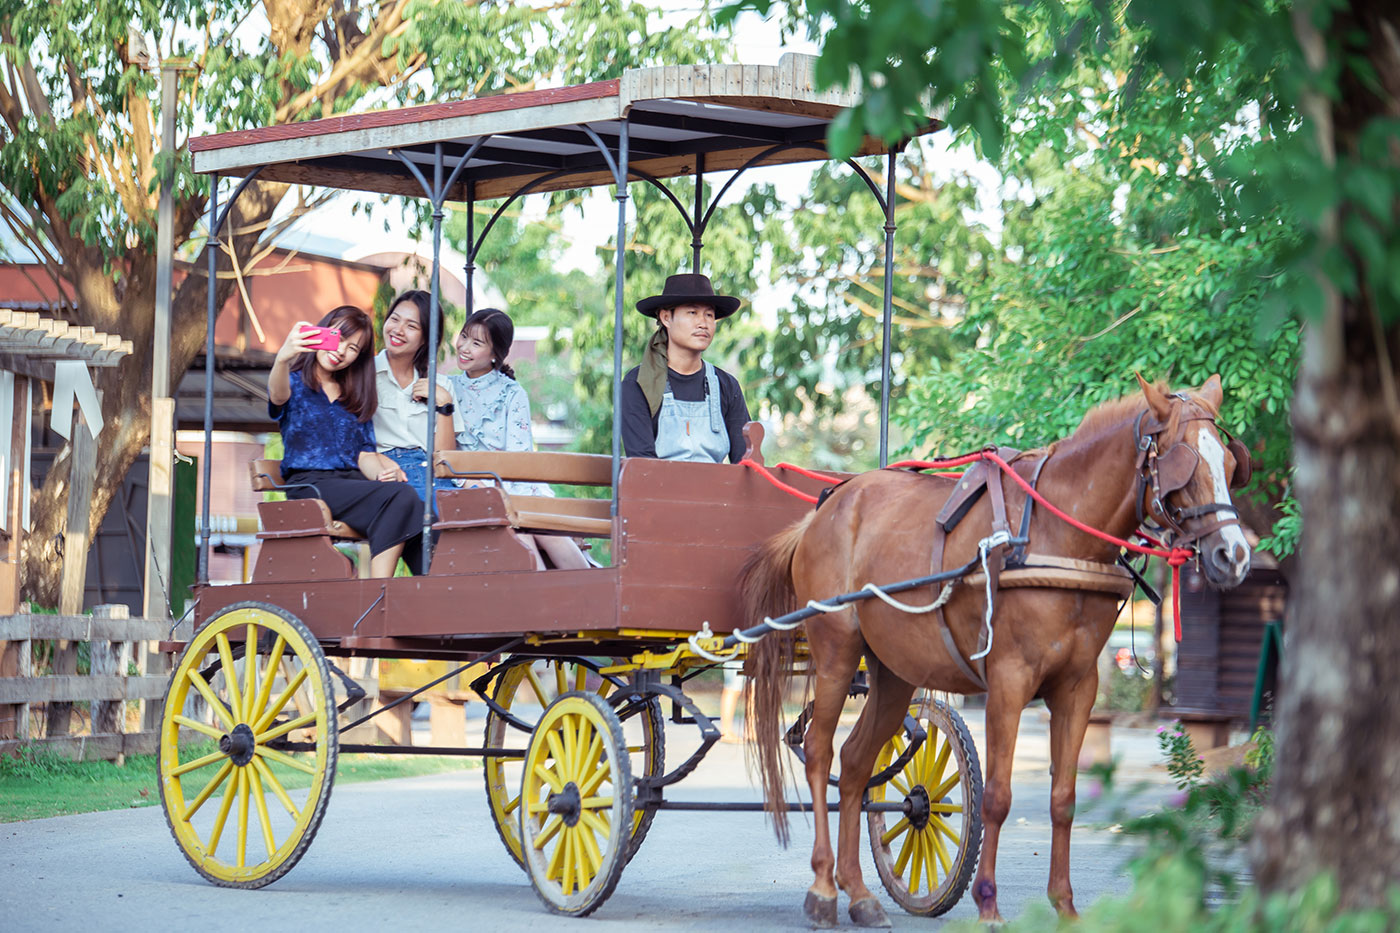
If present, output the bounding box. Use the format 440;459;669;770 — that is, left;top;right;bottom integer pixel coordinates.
740;375;1252;927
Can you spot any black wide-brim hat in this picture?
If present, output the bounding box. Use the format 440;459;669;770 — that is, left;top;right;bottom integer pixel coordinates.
636;273;742;319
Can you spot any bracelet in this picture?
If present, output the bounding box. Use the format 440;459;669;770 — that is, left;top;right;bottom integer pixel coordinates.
435;402;455;416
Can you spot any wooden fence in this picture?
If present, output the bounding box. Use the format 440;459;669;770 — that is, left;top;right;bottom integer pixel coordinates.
0;608;171;761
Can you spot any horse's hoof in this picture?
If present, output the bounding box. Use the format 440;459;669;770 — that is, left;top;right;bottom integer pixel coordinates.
804;891;839;929
848;896;891;928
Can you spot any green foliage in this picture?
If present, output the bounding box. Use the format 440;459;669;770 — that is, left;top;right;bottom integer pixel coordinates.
1245;725;1276;774
1159;720;1207;791
1258;495;1301;560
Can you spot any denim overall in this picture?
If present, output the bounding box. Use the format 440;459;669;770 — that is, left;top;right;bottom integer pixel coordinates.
655;362;729;463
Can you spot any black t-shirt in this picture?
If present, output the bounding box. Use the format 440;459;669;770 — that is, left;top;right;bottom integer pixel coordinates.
621;364;752;463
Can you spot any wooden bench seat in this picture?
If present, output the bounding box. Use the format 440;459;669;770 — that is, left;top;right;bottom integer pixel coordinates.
434;450;613;538
251;455;614;539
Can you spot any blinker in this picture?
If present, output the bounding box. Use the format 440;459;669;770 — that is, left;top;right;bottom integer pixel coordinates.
1226;438;1252;489
1155;444;1198;495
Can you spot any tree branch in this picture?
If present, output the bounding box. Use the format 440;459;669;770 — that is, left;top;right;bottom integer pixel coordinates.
274;0;414;122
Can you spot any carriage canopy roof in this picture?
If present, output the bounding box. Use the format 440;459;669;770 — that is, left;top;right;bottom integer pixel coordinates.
189;54;942;201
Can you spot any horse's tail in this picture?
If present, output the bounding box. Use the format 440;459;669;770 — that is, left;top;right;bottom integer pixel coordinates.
739;510;814;847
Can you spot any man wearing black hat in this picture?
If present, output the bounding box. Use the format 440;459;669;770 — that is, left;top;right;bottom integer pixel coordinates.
621;273;752;463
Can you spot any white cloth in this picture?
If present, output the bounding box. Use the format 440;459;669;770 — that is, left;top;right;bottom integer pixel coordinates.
449;368;551;497
372;350;464;451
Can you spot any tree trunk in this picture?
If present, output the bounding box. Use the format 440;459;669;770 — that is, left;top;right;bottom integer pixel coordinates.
1250;300;1400;906
1251;2;1400;905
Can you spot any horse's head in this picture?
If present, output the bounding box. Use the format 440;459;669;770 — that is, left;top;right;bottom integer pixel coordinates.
1135;374;1252;588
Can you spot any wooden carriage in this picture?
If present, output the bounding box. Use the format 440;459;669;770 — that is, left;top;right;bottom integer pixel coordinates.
159;56;982;918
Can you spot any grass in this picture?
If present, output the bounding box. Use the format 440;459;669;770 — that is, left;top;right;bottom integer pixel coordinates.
0;742;480;823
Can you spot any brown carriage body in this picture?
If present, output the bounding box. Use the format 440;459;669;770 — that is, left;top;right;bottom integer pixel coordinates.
197;455;842;653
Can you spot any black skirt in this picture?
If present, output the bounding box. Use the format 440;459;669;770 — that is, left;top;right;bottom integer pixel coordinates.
283;469;423;559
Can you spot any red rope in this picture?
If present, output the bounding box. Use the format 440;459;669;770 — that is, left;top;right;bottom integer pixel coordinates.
773;461;841;482
739;459;819;504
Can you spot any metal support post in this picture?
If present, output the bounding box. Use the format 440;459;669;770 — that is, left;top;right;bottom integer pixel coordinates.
465;181;476;317
691;154;705;273
198;175;218;585
609;125;630;516
878;150;898;468
423;144;445;573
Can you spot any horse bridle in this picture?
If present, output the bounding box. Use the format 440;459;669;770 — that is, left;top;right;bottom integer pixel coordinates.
1133;400;1252;549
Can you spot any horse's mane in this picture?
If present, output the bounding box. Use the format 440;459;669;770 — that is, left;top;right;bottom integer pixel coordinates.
1073;391;1155;437
1058;380;1213;449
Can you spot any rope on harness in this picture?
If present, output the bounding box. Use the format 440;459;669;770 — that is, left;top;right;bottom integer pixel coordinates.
687;621;743;662
860;580;956;614
970;530;1012;661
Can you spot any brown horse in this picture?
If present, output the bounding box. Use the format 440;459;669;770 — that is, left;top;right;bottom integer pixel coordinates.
741;376;1251;926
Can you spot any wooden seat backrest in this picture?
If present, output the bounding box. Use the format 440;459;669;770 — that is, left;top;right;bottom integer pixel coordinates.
434;450;612;486
251;459;286;492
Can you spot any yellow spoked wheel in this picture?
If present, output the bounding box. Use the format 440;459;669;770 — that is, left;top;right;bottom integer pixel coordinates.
158;602;337;888
484;658;662;871
866;698;982;916
519;691;634;917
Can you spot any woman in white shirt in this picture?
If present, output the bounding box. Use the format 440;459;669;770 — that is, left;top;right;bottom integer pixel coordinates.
451;308;589;570
372;290;464;515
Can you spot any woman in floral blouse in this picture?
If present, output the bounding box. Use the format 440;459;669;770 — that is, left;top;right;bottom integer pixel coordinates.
451;309;589;569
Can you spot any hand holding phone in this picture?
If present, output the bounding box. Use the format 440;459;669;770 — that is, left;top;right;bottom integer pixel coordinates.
300;325;341;352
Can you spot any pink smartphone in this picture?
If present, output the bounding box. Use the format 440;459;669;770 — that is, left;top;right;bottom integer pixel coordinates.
301;325;341;352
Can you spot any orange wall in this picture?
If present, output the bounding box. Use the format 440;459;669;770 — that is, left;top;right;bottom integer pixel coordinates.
210;250;386;355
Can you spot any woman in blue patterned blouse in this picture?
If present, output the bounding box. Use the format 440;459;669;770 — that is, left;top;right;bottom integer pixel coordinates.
451;309;589;570
269;306;421;577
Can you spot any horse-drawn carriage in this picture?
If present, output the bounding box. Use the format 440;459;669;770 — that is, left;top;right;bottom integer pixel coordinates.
160;55;1253;925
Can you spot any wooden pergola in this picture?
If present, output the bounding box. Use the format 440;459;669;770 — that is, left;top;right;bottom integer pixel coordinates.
0;308;133;613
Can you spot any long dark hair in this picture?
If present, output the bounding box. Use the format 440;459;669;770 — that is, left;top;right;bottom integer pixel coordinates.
461;308;516;380
291;305;377;422
386;289;444;379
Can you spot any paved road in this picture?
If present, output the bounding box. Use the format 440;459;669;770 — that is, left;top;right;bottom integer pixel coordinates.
2;707;1177;931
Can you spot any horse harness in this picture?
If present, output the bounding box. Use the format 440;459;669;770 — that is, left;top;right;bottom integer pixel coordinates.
918;403;1252;692
1133;402;1252;550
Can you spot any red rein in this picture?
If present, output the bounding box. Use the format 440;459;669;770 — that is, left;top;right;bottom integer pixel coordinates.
740;453;1195;641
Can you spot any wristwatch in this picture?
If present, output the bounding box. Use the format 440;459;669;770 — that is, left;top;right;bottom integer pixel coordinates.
435;402;455;416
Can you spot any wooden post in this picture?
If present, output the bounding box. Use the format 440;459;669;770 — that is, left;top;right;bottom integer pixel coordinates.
0;639;18;741
0;374;28;615
91;604;129;741
1;374;28;741
140;397;177;733
143;397;175;619
47;406;97;737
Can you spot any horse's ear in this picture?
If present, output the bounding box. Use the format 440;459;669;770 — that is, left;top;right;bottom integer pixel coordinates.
1136;372;1172;421
1200;374;1224;409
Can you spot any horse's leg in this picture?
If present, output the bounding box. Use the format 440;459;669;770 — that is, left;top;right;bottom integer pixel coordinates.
802;619;866;928
972;671;1035;923
834;655;916;928
1043;673;1098;917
